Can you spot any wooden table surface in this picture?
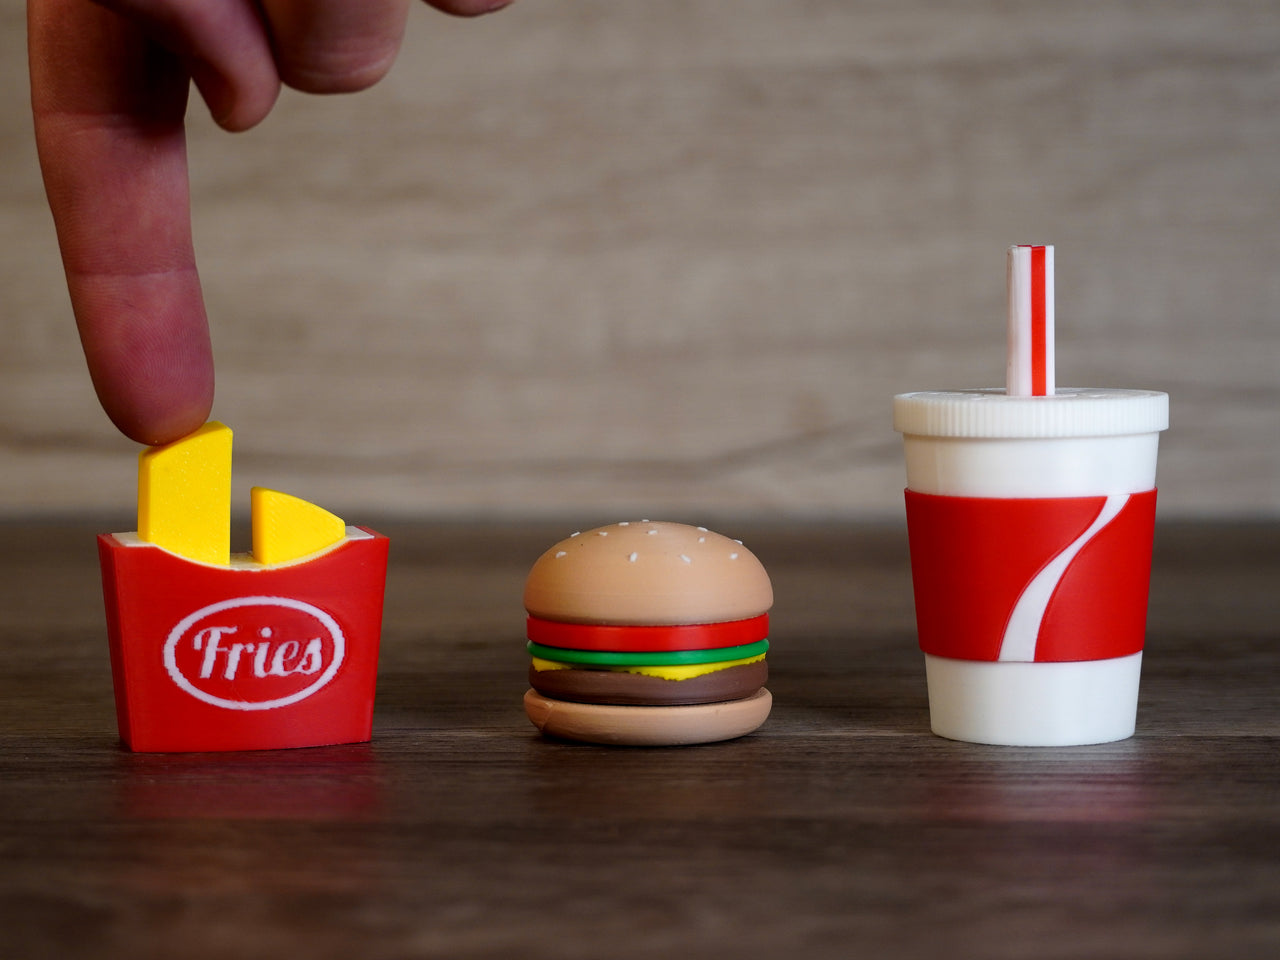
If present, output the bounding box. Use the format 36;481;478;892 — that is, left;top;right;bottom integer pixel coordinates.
1;519;1276;959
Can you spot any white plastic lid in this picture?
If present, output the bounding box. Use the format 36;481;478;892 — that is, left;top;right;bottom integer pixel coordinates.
893;387;1168;439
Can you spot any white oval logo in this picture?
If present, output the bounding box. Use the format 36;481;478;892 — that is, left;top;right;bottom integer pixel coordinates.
163;596;345;711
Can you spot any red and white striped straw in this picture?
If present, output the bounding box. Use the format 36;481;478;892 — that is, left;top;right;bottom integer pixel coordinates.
1006;244;1055;396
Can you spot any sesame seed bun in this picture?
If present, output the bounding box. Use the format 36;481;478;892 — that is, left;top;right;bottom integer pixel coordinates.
523;521;773;626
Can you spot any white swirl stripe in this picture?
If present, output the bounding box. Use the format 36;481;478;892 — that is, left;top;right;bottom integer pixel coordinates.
998;494;1129;662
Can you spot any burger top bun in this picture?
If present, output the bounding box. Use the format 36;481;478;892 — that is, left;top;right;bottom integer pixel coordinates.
524;521;773;626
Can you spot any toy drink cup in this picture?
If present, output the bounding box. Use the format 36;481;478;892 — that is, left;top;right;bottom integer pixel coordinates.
893;247;1169;745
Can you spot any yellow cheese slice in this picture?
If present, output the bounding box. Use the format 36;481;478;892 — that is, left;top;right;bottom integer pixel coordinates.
250;487;346;566
137;421;232;566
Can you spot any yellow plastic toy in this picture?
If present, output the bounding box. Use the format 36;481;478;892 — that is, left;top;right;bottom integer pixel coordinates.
136;421;346;566
251;487;347;566
137;421;233;566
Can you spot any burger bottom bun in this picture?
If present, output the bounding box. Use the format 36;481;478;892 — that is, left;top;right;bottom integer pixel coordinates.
528;660;768;706
523;688;772;746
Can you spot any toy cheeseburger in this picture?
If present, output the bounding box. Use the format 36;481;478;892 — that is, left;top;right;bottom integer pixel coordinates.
522;521;774;745
98;422;389;752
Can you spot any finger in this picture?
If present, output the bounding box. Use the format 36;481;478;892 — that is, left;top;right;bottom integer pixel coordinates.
423;0;518;15
30;0;214;445
257;0;412;94
92;0;282;132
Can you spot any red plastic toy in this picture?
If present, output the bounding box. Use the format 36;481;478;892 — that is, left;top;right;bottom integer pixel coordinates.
98;422;389;752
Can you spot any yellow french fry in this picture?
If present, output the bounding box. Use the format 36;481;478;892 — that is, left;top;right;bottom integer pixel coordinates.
137;422;232;566
251;487;346;566
136;421;345;568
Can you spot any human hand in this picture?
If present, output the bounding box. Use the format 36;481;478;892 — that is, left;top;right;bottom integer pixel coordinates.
29;0;515;445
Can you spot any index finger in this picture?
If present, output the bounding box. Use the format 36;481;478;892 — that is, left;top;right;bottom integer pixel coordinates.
29;0;214;445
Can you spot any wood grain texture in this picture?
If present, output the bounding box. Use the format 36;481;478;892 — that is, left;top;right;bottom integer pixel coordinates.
3;2;1279;518
0;519;1277;958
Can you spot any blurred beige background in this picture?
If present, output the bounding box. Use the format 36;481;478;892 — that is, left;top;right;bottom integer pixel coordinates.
3;1;1277;522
